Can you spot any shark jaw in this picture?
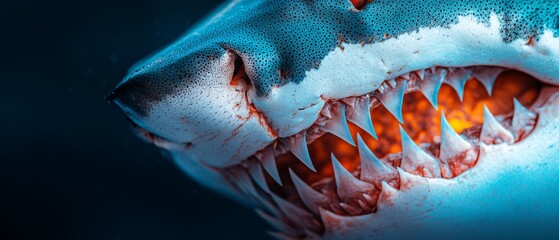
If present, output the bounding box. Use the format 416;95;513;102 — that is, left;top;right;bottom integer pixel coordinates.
217;65;559;239
108;2;559;238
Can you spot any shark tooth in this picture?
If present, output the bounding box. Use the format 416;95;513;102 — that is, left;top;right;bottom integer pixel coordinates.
414;69;425;80
331;153;376;202
286;132;316;172
473;67;505;96
357;199;372;211
397;167;428;189
319;208;346;233
377;181;398;207
362;193;377;206
322;103;355;146
400;73;410;80
357;134;398;190
444;67;472;101
248;162;271;193
347;96;378;139
341;97;356;107
480;105;514;144
231;167;260;198
289;169;329;215
399;126;441;178
257;210;300;237
339;202;363;215
320;105;332;118
257;147;282;185
270;193;322;233
511;98;537;141
418;68;446;109
378;79;407;123
387;78;397;88
439;112;477;177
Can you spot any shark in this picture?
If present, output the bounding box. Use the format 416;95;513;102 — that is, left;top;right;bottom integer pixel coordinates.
108;0;559;239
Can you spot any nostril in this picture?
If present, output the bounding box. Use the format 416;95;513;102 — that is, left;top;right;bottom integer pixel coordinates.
229;51;252;88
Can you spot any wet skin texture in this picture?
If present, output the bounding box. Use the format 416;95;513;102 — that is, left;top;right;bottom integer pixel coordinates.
110;0;559;239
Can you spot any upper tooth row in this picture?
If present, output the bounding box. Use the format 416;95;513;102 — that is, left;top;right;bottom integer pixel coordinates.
255;66;536;185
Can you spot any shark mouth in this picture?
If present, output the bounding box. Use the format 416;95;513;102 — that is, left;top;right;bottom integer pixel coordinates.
221;65;555;239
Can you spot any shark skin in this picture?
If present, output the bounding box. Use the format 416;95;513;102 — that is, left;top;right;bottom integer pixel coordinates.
109;0;559;239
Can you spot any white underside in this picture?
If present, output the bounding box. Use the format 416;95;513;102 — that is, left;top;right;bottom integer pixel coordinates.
321;90;559;239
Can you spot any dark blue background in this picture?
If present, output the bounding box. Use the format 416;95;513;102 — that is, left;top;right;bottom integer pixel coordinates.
0;1;269;239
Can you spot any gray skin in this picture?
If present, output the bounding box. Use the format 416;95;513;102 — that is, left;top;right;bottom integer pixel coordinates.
109;0;559;239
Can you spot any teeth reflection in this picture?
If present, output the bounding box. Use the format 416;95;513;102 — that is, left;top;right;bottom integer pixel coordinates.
399;126;441;178
480;105;514;144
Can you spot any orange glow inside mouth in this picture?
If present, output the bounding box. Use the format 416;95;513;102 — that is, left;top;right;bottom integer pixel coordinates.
276;70;541;185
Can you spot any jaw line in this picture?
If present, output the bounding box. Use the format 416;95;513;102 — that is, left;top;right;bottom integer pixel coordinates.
319;87;559;239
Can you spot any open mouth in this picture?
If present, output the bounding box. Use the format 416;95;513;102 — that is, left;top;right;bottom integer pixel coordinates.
221;66;555;238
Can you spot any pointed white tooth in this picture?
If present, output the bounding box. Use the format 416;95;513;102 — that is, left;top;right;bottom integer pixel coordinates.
347;97;378;139
248;162;271;193
399;126;441;178
289;169;329;215
357;134;397;190
286;132;316;172
400;73;410;80
257;147;282;186
512;98;537;140
414;69;425;80
331;153;376;202
377;181;399;207
378;79;406;123
387;78;397;88
319;208;347;232
362;193;377;206
256;210;300;236
339;202;363;215
396;167;428;189
473;67;505;96
444;68;472;101
232;168;260;198
439;112;477;178
320;105;332;118
358;199;372;211
322;103;355;146
418;68;446;109
480;105;514;144
341;97;356;107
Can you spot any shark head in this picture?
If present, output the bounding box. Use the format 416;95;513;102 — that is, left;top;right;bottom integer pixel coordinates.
109;0;559;238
